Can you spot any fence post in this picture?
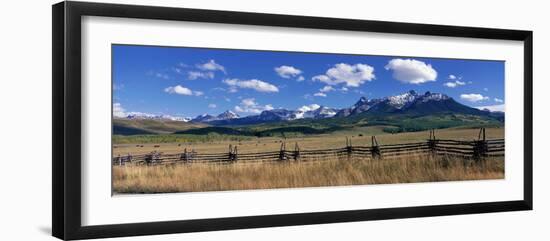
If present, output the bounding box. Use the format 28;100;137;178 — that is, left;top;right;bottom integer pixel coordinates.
279;142;287;161
371;136;381;159
145;153;152;165
228;144;236;162
473;128;488;162
233;146;238;162
228;144;232;162
293;142;300;161
428;129;437;157
345;137;353;159
181;148;188;163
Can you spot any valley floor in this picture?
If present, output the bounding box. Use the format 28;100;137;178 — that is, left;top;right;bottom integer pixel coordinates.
113;126;504;156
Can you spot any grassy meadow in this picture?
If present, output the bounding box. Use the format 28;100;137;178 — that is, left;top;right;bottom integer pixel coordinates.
113;155;504;193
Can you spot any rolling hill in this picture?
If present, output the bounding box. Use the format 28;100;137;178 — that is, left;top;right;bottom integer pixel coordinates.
113;118;207;135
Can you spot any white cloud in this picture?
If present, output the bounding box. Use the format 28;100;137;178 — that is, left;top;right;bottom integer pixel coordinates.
448;74;457;80
187;71;214;80
476;104;505;112
444;82;458;88
208;104;217;108
312;75;330;82
385;58;437;84
314;92;327;97
341;87;349;92
319;85;335;93
444;80;466;88
234;98;274;114
494;98;504;103
164;85;202;96
223;78;279;93
298;104;321;112
313;63;375;87
460;93;489;102
275;65;303;79
113;103;126;118
483;88;489;92
197;59;226;73
297;76;305;81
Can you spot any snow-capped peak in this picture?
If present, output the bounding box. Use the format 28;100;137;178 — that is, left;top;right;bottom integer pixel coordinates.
124;112;191;122
292;105;336;119
217;110;240;119
312;106;337;118
386;90;419;109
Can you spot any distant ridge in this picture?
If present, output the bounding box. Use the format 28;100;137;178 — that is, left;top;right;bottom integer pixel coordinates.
195;90;500;125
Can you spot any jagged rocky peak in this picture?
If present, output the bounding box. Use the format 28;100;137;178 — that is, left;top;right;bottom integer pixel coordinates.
217;110;239;119
192;113;216;122
311;106;337;118
387;90;420;109
419;91;450;102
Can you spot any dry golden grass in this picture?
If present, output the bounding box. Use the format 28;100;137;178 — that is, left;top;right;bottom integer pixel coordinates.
113;155;504;194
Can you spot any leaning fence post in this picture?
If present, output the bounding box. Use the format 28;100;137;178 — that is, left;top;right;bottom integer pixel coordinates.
371;136;381;159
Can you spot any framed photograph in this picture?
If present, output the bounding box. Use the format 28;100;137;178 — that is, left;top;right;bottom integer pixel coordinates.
52;1;533;240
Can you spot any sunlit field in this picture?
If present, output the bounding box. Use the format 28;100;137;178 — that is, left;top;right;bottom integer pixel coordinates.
113;155;504;193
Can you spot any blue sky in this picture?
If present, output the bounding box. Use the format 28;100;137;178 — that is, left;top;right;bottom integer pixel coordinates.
112;44;505;118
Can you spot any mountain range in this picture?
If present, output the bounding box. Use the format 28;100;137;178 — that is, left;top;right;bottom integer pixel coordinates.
187;90;501;125
113;90;504;136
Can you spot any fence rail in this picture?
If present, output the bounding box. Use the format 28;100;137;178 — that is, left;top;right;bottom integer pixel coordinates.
113;128;504;166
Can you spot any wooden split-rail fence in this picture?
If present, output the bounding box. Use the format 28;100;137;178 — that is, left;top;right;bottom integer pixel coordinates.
113;128;504;166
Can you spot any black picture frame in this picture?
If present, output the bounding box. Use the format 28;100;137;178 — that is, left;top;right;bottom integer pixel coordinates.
52;1;533;240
